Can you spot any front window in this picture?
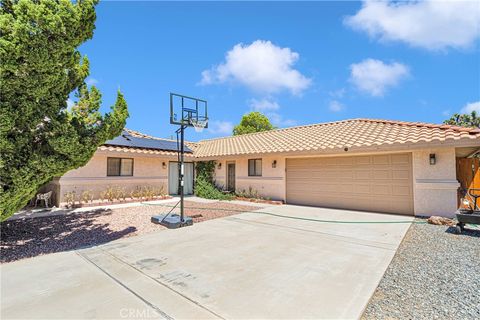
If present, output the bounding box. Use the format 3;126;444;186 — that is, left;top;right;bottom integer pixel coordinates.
107;157;134;176
248;159;262;176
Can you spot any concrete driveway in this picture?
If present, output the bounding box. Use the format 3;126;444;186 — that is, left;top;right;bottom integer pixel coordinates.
1;204;413;319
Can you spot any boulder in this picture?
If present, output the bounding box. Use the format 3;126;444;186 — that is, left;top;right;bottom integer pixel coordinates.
427;216;455;226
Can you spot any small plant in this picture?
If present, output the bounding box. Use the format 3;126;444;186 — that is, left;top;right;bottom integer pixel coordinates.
143;186;155;200
130;186;143;200
103;186;116;202
63;191;76;208
155;185;166;198
81;190;94;204
114;186;126;201
99;190;107;202
236;186;263;200
120;187;128;201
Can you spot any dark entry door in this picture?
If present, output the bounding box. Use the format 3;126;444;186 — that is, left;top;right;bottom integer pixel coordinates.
227;163;235;192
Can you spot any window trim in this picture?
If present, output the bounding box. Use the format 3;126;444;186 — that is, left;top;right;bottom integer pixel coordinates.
107;157;134;177
248;158;262;177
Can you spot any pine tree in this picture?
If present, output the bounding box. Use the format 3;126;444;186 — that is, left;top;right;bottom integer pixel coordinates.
0;0;129;220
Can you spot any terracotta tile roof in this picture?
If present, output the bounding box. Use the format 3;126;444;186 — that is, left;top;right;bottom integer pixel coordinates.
193;119;480;158
98;145;187;157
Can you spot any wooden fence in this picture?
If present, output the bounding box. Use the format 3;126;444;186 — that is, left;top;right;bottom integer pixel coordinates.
456;158;480;208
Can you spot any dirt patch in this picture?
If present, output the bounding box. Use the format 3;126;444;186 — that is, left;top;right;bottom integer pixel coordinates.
1;201;259;263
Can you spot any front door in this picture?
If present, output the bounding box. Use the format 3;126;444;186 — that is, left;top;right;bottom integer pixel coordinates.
227;162;236;192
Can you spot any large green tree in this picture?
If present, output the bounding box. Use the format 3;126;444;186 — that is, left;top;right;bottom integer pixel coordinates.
233;111;275;135
444;111;480;128
0;0;129;220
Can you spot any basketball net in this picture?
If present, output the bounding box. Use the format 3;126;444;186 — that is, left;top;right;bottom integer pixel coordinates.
191;119;207;132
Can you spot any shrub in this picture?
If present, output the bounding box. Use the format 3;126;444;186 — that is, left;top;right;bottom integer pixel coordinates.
196;161;216;183
194;177;233;200
236;186;263;199
64;191;76;208
155;186;166;197
104;186;116;202
80;190;94;204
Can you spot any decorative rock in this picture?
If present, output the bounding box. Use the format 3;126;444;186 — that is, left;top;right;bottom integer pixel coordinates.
427;216;455;226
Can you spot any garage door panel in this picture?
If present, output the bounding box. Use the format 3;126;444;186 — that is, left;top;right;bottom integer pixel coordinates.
392;153;410;164
355;156;372;165
373;170;392;180
371;185;392;196
373;155;390;165
286;153;414;215
355;171;372;180
392;169;410;180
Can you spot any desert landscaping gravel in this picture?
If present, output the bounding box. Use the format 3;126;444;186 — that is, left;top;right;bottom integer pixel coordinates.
363;219;480;319
1;201;260;263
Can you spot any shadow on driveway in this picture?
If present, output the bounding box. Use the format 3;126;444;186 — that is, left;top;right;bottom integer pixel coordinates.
1;210;136;263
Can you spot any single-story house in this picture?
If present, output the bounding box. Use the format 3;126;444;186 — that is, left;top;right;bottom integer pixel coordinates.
46;118;480;217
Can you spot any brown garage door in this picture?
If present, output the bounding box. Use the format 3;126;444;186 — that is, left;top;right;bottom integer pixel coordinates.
286;153;414;215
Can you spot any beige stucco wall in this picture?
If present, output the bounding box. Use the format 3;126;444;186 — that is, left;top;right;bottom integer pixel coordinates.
51;145;461;216
214;156;286;201
52;150;176;205
412;147;459;217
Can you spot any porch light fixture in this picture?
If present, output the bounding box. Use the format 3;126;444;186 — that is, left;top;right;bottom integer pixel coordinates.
162;162;167;169
272;160;277;168
429;153;436;165
218;162;222;169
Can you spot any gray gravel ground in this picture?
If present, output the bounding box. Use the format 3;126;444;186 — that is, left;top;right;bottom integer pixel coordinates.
363;219;480;320
1;201;260;263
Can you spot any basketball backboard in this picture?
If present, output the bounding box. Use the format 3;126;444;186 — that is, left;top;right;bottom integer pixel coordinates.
170;93;208;129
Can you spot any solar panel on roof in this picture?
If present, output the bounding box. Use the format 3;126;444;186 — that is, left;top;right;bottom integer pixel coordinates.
104;132;192;153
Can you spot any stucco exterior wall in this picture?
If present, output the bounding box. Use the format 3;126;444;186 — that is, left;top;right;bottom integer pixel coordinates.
52;151;173;205
50;145;460;217
412;147;459;217
213;156;286;201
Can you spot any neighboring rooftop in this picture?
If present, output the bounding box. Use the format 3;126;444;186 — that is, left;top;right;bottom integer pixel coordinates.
102;119;480;158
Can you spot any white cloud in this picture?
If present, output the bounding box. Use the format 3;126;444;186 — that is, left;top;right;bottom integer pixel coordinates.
248;98;296;127
345;0;480;51
329;100;344;112
329;88;346;99
269;112;297;127
461;101;480;113
349;59;409;96
207;120;234;135
200;40;311;95
86;78;98;86
248;98;280;111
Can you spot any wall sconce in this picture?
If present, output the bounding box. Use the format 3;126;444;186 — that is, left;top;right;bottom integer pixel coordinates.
429;154;436;165
162;162;167;169
218;162;222;169
272;160;277;168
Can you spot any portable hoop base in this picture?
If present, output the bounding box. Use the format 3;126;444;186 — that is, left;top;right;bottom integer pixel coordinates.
151;214;193;229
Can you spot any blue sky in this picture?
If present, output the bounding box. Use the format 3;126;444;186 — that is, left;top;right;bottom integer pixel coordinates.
79;1;480;141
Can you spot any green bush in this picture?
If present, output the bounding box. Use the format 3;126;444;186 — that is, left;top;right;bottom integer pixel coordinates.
194;178;233;200
195;161;216;183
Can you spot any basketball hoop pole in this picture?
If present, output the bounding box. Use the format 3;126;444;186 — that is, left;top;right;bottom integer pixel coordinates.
179;123;185;223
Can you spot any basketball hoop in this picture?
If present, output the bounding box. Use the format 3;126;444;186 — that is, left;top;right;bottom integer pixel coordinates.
153;93;208;229
191;118;208;132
